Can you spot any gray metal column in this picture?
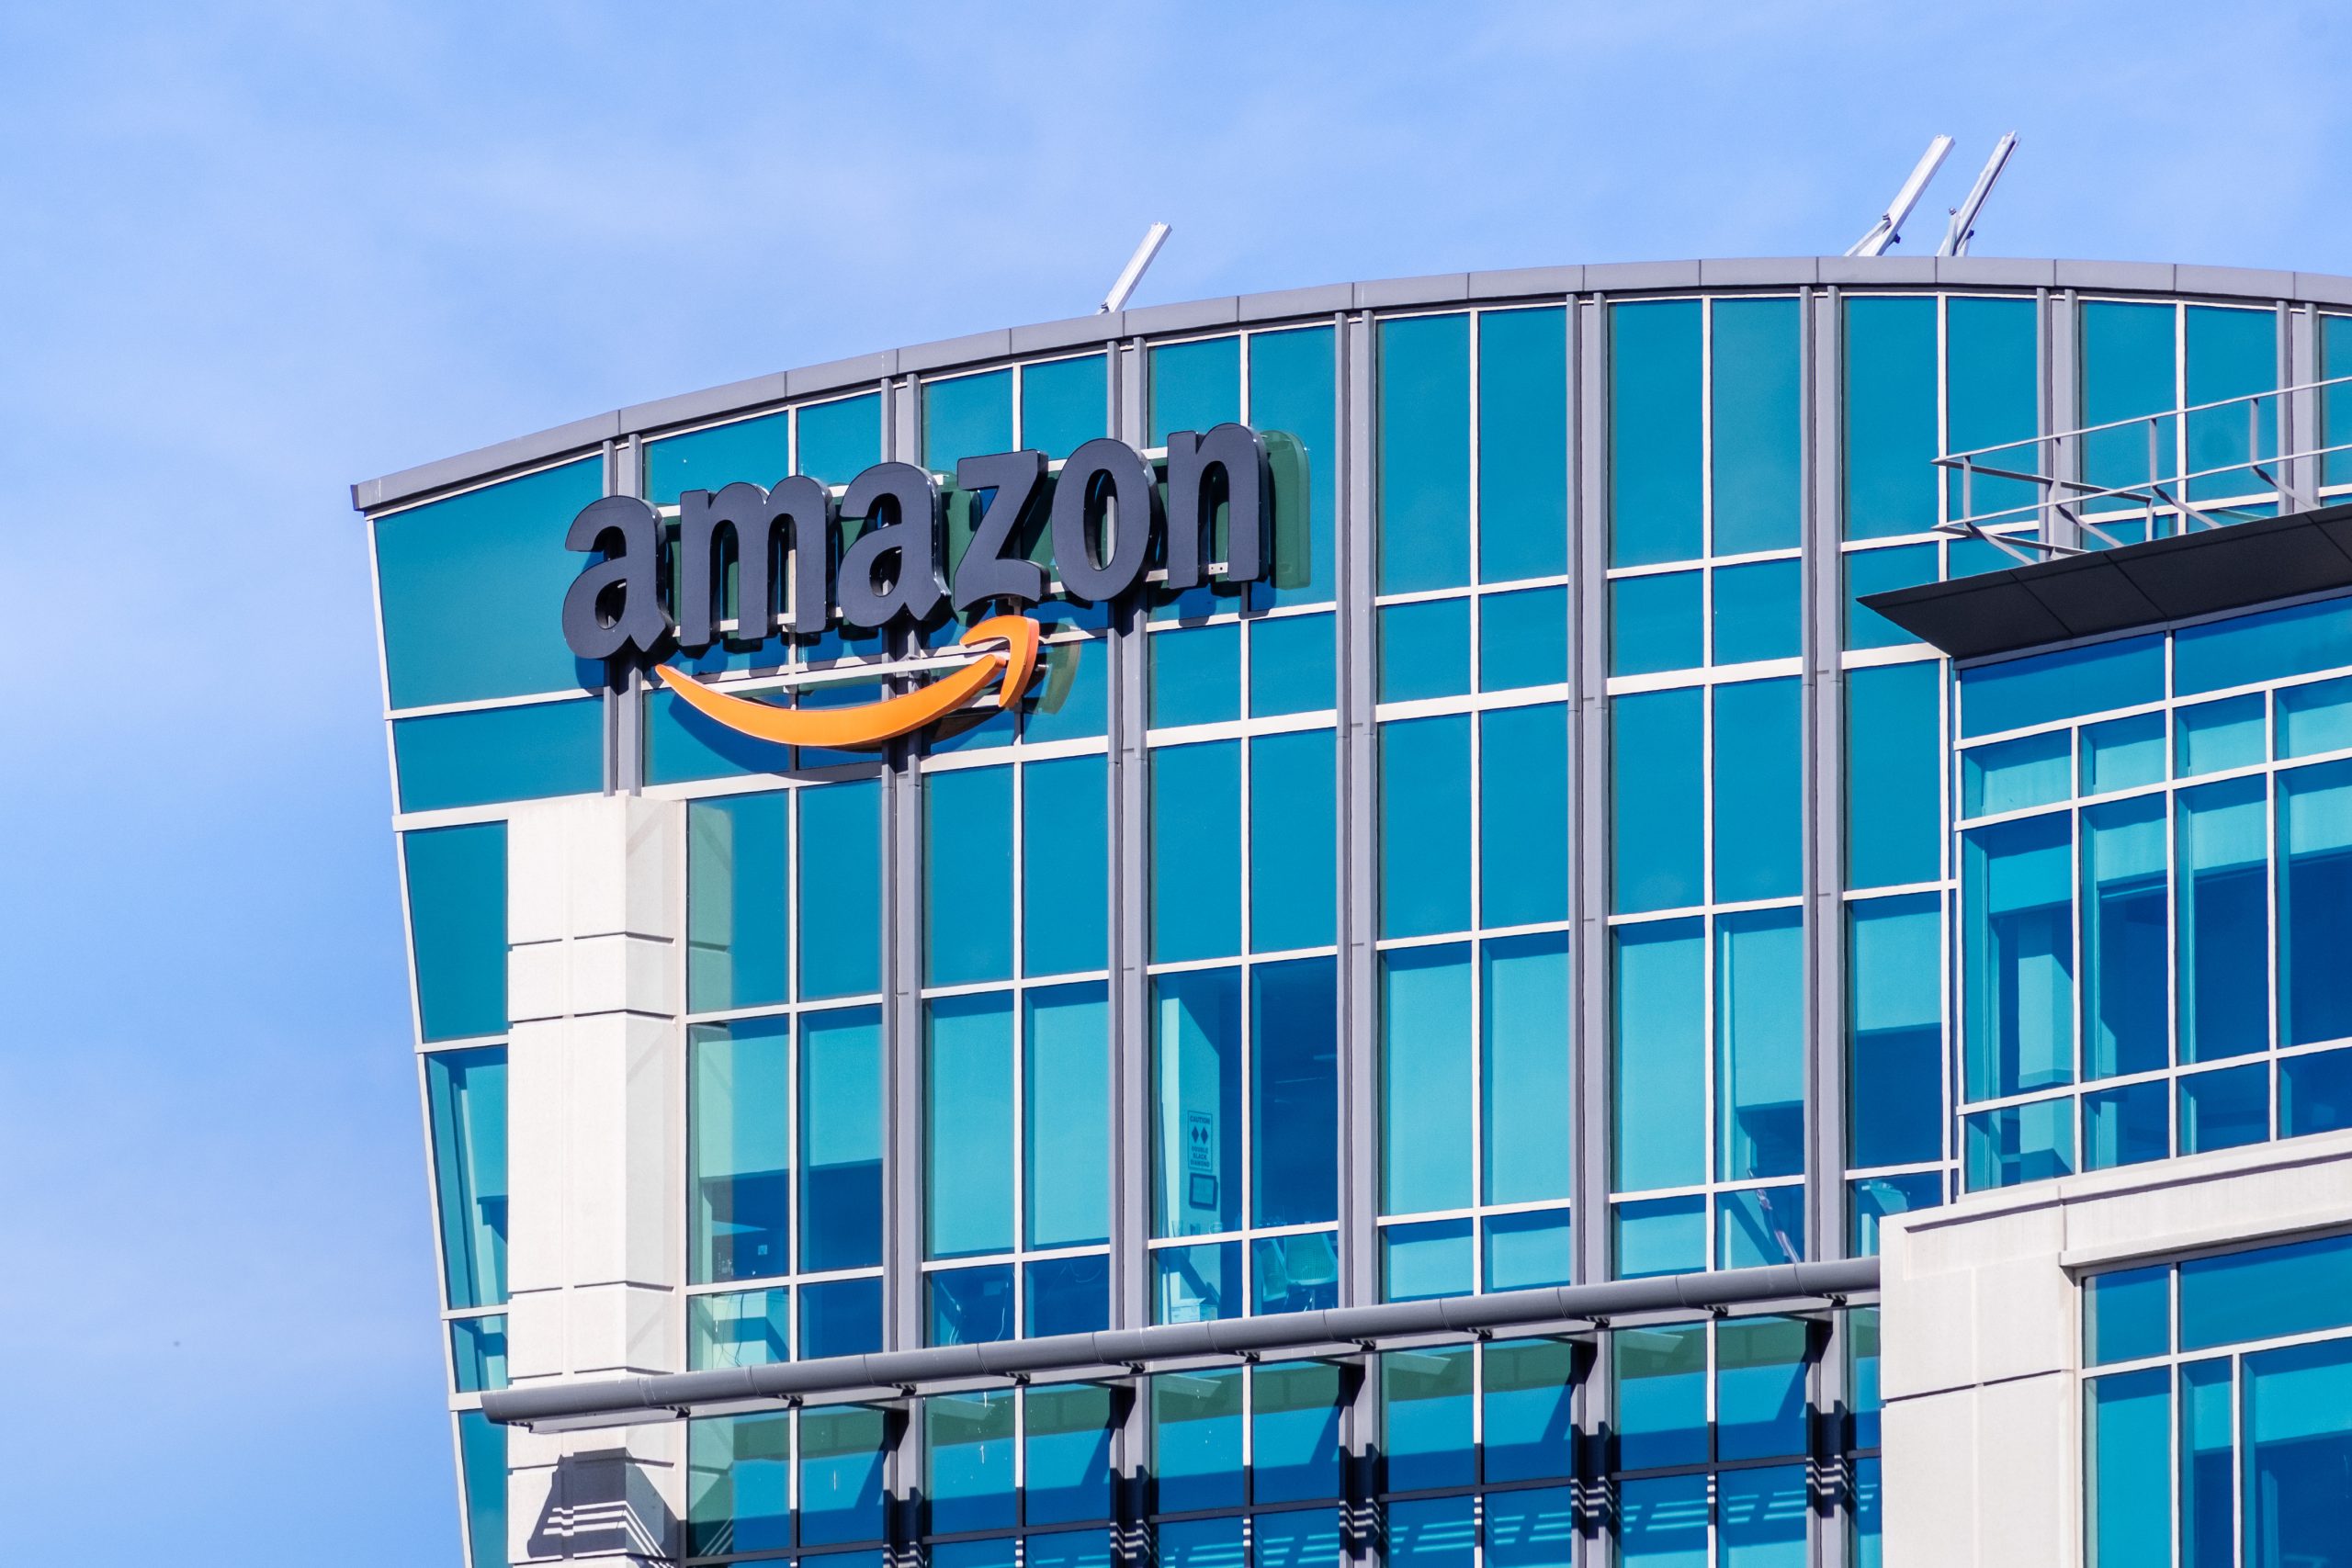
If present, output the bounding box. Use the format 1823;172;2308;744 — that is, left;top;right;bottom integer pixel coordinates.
2048;288;2080;550
883;373;924;1359
1111;337;1152;1568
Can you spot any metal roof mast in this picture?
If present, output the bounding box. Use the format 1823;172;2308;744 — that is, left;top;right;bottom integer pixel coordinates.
1845;133;2019;257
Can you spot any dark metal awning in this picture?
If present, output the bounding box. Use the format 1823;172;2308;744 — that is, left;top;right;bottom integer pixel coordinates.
482;1258;1879;1432
1862;502;2352;662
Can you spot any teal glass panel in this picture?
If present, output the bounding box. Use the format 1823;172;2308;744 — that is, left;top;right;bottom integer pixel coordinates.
1611;570;1703;675
1851;1172;1939;1255
1962;729;2071;818
1159;1517;1243;1568
796;392;883;479
2328;314;2352;490
1382;1217;1474;1302
1254;1360;1345;1503
1485;932;1573;1204
2242;1338;2352;1568
1845;543;1939;649
1719;1184;1805;1269
1379;597;1473;701
1379;715;1473;937
1380;944;1473;1214
1023;636;1109;741
1962;635;2163;737
1612;687;1704;912
1713;677;1803;901
405;822;507;1043
1254;957;1339;1229
1157;1384;1247;1518
1946;296;2042;526
1150;740;1241;962
2177;597;2352;696
1962;1095;2075;1190
1620;1472;1708;1567
1843;297;1939;539
427;1046;508;1309
2086;1369;2173;1568
689;1289;790;1370
1713;297;1803;554
1152;967;1241;1236
2181;1232;2352;1350
2083;794;2168;1079
1251;728;1336;952
1250;613;1337;715
1024;754;1106;976
2176;694;2266;777
925;367;1013;465
2278;674;2352;759
2281;760;2352;1046
1616;1322;1708;1467
1379;313;1472;592
2184;305;2275;501
646;412;791;504
1614;1194;1705;1278
1610;300;1703;566
1254;1510;1342;1568
642;685;790;784
458;1410;507;1568
451;1314;508;1393
2177;777;2268;1062
1613;919;1705;1190
1717;1315;1809;1460
1384;1345;1476;1489
801;1007;883;1271
1717;907;1805;1180
1022;353;1107;457
1712;558;1800;665
1028;1254;1111;1337
924;765;1012;987
1962;811;2075;1100
1480;704;1569;928
1849;894;1943;1168
690;1017;791;1285
2180;1062;2269;1155
1250;325;1338;605
1025;1382;1115;1525
393;698;604;812
1479;307;1569;581
1149;336;1240;446
687;794;786;1014
2082;710;2166;794
1721;1464;1808;1567
1479;585;1569;691
1850;1305;1883;1448
2181;1359;2233;1568
2081;300;2177;515
686;1411;790;1558
1487;1484;1577;1568
925;992;1013;1258
1845;660;1942;888
1485;1208;1573;1290
1254;1230;1340;1317
375;458;602;709
799;779;881;999
925;1388;1016;1533
1154;1239;1239;1324
2084;1263;2169;1364
2085;1079;2169;1170
1389;1495;1476;1568
1484;1338;1576;1482
2283;1045;2352;1137
1150;623;1241;728
799;1404;888;1545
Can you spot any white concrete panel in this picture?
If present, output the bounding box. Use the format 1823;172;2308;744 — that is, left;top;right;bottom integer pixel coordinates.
1881;1386;1977;1568
1973;1373;2077;1567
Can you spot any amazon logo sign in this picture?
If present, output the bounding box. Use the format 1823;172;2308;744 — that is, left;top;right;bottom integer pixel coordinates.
560;425;1299;750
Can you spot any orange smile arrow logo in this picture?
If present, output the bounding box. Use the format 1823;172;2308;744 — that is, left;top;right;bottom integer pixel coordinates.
652;614;1043;750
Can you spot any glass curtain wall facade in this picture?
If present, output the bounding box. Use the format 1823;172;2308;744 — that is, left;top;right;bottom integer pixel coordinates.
365;273;2352;1567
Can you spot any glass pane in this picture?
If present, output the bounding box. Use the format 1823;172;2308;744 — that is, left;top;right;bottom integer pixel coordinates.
690;1289;789;1371
1026;1254;1111;1337
1254;1230;1340;1317
1380;597;1472;702
1846;543;1939;649
1613;919;1705;1191
1251;729;1336;952
1846;660;1943;888
1389;1495;1476;1568
1150;337;1240;446
1713;297;1803;554
2080;300;2177;517
1616;1323;1708;1468
1960;635;2163;739
1480;704;1570;928
1963;1096;2075;1190
1479;307;1569;581
2177;777;2268;1062
1251;325;1338;606
690;1019;789;1285
2278;674;2352;760
1488;1485;1577;1568
2083;794;2168;1079
1023;354;1107;457
2280;760;2352;1046
1719;1184;1805;1269
1380;944;1473;1214
405;823;507;1043
1380;715;1473;937
1947;296;2042;527
1962;729;2072;818
688;795;787;1014
392;699;605;812
1025;1382;1115;1525
1479;585;1570;691
2241;1337;2352;1568
2084;1079;2169;1170
1844;297;1939;539
1486;1208;1573;1291
1848;894;1943;1168
799;1404;888;1545
928;1262;1015;1346
2184;306;2275;502
1250;612;1337;715
1721;1463;1809;1567
2181;1358;2233;1568
1611;299;1703;566
2282;1045;2352;1137
1621;1472;1710;1567
1713;677;1802;902
1962;812;2075;1100
799;780;881;1000
1484;931;1573;1204
800;1276;882;1358
1610;570;1703;675
451;1314;509;1392
2086;1369;2173;1568
2084;1264;2169;1365
427;1046;509;1310
1152;623;1242;728
2179;1232;2352;1351
1152;967;1241;1236
1025;754;1107;976
1151;740;1241;962
1850;1172;1941;1255
1252;1360;1344;1503
1615;1195;1706;1278
2176;694;2266;778
1026;983;1109;1248
1717;908;1804;1180
800;1007;883;1271
2083;711;2165;794
925;1389;1016;1533
686;1410;790;1558
1485;1339;1577;1482
2180;1062;2268;1155
1612;688;1704;912
1154;1239;1239;1325
925;992;1013;1258
1712;558;1801;665
647;411;791;503
1380;313;1472;592
925;767;1013;987
1383;1217;1474;1301
1253;957;1339;1227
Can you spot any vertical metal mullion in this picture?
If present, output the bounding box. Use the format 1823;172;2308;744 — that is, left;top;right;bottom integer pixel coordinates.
2289;305;2320;510
1110;336;1150;1568
884;370;925;1370
2051;289;2081;552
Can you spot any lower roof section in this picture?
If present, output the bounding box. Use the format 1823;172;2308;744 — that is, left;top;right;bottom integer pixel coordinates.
1862;502;2352;662
481;1257;1878;1432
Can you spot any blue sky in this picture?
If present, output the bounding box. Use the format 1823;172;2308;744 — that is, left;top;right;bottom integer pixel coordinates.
0;1;2345;1559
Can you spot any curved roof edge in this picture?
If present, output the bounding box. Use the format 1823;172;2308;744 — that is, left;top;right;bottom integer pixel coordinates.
353;254;2352;513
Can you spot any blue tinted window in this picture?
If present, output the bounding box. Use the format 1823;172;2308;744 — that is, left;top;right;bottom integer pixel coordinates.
1846;660;1943;888
2084;1080;2168;1171
375;459;603;709
2084;1264;2169;1364
2177;777;2268;1062
1962;811;2075;1100
1150;336;1240;446
1254;958;1338;1228
1253;1230;1340;1318
1381;945;1472;1214
802;1278;882;1359
1712;558;1800;665
927;1263;1014;1347
1611;300;1702;566
2081;301;2177;514
1719;1184;1805;1270
2184;305;2275;502
1615;1194;1706;1278
1611;570;1703;675
924;1389;1015;1532
646;412;790;504
1962;636;2164;737
1024;1382;1114;1524
799;1405;888;1545
2241;1338;2352;1566
2177;597;2352;696
1713;678;1802;902
1254;1361;1344;1503
1384;1345;1476;1490
1846;543;1939;649
1379;598;1472;702
1152;968;1240;1237
1024;755;1106;976
1963;1096;2074;1190
1251;326;1338;606
2179;1062;2269;1155
1717;908;1805;1181
1485;932;1573;1204
1379;314;1471;592
1485;1339;1577;1482
688;794;787;1014
1154;1239;1239;1325
1487;1484;1577;1568
458;1411;507;1568
1848;895;1942;1168
689;1289;789;1371
1250;613;1336;715
2278;674;2352;759
1612;688;1704;912
1486;1208;1573;1291
1380;716;1472;937
1717;1316;1809;1460
2176;694;2266;777
686;1411;789;1557
799;780;881;998
796;393;883;480
925;765;1012;987
1151;741;1240;962
2086;1369;2172;1568
2280;760;2352;1047
394;698;604;812
1151;623;1241;728
1947;296;2042;526
2082;711;2166;795
801;1008;883;1271
1480;704;1569;929
2282;1045;2352;1137
1023;1258;1109;1337
1022;355;1106;457
427;1046;508;1310
1383;1217;1475;1302
1712;298;1803;554
925;993;1013;1259
1479;586;1569;690
405;823;507;1043
690;1018;791;1285
1025;984;1109;1249
1251;729;1335;952
2083;795;2167;1079
1616;1323;1708;1467
2327;314;2352;490
1613;919;1704;1191
1620;1472;1709;1565
1844;297;1939;539
2181;1232;2352;1350
451;1314;509;1392
1851;1173;1940;1256
1480;308;1569;581
1962;729;2071;818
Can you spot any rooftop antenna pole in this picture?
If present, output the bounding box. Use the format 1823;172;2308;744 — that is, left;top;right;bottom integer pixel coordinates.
1099;222;1172;314
1845;135;1954;257
1937;132;2019;257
